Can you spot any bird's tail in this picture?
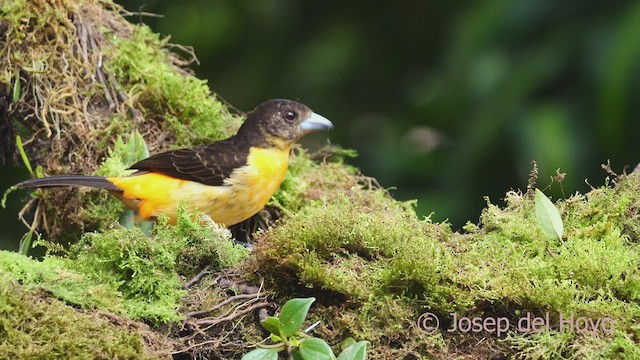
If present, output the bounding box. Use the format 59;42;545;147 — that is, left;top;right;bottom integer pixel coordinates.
17;175;122;192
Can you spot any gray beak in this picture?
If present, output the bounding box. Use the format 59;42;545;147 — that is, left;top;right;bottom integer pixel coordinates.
300;112;333;132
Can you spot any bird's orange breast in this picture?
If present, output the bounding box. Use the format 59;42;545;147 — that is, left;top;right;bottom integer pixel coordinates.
107;146;290;226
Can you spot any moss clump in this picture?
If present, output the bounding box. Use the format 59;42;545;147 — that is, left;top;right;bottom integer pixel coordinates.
245;172;640;358
270;147;361;213
249;184;467;357
1;0;242;241
0;250;120;312
256;189;467;309
0;206;247;324
106;26;241;148
68;227;187;323
460;182;640;318
155;206;249;278
0;276;174;359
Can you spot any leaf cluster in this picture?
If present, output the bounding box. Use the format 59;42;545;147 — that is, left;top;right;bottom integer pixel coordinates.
243;298;367;360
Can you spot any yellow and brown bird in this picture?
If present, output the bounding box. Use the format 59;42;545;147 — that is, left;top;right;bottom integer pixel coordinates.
17;99;333;226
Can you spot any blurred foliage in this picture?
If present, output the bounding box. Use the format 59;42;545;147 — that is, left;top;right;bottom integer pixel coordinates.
114;0;640;227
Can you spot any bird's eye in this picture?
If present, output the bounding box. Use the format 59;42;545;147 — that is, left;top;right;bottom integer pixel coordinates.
284;111;297;121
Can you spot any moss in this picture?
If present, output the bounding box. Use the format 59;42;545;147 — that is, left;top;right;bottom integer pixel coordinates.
244;173;640;358
0;276;173;359
106;26;241;148
155;206;249;278
5;1;640;358
0;206;247;324
1;0;244;241
457;185;640;319
0;250;120;311
249;185;470;357
67;227;187;323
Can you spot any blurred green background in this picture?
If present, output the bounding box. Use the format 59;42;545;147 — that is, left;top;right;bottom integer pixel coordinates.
2;0;640;249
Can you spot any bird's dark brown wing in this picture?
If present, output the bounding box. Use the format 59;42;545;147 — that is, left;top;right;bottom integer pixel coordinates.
128;137;251;186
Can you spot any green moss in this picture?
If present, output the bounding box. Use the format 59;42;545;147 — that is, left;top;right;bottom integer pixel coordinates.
247;173;640;358
251;186;470;357
154;206;249;278
106;26;241;147
67;227;187;323
504;331;575;360
0;276;172;359
457;186;640;319
270;149;316;212
270;147;362;214
0;206;247;324
0;250;120;311
6;2;640;357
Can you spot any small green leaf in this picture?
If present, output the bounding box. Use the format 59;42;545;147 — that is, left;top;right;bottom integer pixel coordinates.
337;341;368;360
279;297;315;338
261;316;281;335
241;348;279;360
535;188;564;241
339;337;356;351
269;333;282;343
126;130;149;164
19;230;34;256
16;135;34;177
35;165;44;178
299;337;334;360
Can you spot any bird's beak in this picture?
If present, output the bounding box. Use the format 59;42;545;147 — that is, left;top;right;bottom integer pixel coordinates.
300;112;333;132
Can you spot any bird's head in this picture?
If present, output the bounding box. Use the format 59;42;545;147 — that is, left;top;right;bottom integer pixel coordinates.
237;99;333;149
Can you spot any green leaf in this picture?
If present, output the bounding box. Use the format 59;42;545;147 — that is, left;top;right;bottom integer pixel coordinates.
338;337;356;351
35;165;44;178
279;297;315;338
241;348;279;360
19;230;34;256
126;130;149;164
298;337;334;360
535;188;564;241
292;349;304;360
337;341;368;360
16;135;34;177
261;316;281;335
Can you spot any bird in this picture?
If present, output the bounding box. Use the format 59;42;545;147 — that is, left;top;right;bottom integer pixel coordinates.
16;99;333;226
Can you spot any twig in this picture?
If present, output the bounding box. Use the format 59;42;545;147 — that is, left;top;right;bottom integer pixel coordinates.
186;293;261;318
196;302;270;326
184;265;212;289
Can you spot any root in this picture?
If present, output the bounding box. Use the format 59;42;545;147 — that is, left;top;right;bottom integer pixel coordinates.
175;273;275;358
